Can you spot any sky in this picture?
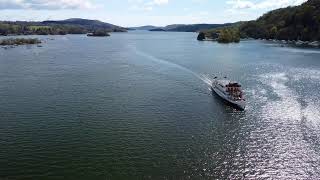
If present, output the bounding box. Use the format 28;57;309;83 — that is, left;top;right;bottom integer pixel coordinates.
0;0;308;27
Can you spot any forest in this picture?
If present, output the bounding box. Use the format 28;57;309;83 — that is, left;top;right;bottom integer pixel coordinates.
198;0;320;43
0;23;86;35
0;19;126;36
240;0;320;41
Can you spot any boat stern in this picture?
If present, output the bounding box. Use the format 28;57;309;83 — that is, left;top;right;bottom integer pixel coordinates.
235;100;246;110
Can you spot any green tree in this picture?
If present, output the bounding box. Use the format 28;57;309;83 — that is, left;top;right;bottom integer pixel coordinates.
270;26;278;39
218;29;232;43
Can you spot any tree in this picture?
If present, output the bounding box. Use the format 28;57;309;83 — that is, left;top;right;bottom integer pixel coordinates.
218;29;232;43
217;28;240;43
270;26;278;39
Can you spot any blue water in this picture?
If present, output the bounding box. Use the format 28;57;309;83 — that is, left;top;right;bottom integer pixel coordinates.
1;31;320;179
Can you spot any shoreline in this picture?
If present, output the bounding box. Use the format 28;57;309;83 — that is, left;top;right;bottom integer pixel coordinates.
0;38;41;48
260;39;320;48
201;36;320;48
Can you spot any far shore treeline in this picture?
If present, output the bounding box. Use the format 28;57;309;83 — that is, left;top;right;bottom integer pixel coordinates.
198;0;320;44
0;18;127;36
1;0;319;46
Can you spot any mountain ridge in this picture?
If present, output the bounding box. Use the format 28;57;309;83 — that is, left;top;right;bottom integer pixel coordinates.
130;23;236;32
0;18;127;35
42;18;126;32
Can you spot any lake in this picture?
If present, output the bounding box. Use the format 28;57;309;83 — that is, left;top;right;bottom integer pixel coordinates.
1;31;320;179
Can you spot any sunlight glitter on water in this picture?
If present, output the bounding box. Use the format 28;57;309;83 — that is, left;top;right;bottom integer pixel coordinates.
260;72;302;121
237;68;320;179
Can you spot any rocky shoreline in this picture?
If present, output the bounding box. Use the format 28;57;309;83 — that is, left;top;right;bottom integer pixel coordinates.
0;38;41;46
260;39;320;48
200;35;320;48
0;38;42;50
87;31;110;37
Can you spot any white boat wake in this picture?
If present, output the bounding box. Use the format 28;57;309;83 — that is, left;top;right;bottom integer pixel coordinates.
130;46;214;88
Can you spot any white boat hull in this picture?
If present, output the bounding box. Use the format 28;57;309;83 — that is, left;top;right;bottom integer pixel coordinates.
211;85;246;110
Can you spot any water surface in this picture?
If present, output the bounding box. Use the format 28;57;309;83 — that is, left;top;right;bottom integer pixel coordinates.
1;31;320;179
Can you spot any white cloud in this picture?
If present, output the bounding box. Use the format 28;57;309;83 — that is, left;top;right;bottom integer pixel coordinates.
227;0;308;10
227;0;254;9
128;0;168;11
150;0;168;5
0;0;96;10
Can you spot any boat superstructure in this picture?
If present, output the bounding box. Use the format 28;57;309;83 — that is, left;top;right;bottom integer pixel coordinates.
211;78;246;110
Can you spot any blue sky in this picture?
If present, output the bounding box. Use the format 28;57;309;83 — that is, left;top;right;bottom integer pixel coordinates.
0;0;307;26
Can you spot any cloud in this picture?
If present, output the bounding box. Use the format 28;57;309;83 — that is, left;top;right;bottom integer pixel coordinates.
227;0;254;9
227;0;308;10
150;0;168;5
0;0;96;10
128;0;168;11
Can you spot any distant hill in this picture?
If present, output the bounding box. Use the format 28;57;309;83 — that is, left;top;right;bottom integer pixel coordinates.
42;18;127;32
0;18;126;36
149;28;166;31
240;0;320;41
133;23;237;32
166;23;235;32
130;25;160;30
163;24;185;30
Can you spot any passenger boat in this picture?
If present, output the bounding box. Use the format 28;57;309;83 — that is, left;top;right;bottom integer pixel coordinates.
211;77;246;110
